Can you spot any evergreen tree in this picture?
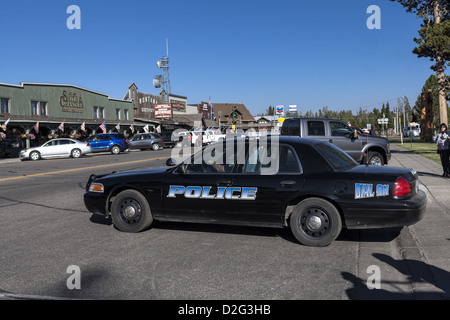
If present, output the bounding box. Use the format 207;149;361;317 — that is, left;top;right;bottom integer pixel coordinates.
390;0;450;124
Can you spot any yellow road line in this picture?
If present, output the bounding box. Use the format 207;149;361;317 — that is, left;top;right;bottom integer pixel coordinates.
0;155;170;182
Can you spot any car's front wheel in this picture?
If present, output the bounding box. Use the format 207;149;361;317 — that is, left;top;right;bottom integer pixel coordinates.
151;143;160;151
367;151;384;166
30;151;40;161
110;190;153;233
289;198;342;247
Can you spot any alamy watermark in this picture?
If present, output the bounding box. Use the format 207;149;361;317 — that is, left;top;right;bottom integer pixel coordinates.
66;265;81;290
367;5;381;30
67;5;81;30
366;265;381;289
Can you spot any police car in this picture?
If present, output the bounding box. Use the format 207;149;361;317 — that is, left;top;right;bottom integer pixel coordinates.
83;136;426;247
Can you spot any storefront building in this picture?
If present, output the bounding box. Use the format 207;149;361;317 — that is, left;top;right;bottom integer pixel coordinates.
0;82;135;149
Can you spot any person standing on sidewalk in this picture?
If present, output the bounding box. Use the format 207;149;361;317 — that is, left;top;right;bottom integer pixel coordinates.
434;123;450;177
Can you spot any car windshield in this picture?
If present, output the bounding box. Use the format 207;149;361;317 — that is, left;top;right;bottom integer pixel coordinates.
314;142;358;171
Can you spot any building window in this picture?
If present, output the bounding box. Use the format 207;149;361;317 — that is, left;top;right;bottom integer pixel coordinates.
124;109;129;120
31;101;47;116
116;109;121;120
1;98;10;114
40;102;47;116
93;107;105;119
31;101;38;115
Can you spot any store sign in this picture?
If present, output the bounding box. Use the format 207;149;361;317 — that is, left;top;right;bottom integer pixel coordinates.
154;104;172;119
60;91;84;113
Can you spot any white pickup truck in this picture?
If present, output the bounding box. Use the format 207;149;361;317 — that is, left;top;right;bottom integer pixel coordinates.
191;130;226;146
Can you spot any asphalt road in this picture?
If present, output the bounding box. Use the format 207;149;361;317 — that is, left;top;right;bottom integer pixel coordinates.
0;148;439;300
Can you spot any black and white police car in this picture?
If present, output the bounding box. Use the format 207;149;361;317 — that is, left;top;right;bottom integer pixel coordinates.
84;136;426;247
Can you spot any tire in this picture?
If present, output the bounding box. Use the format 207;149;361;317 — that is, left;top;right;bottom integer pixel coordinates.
111;145;121;155
71;148;81;158
152;143;159;151
367;151;384;166
110;190;153;233
289;198;342;247
30;151;40;161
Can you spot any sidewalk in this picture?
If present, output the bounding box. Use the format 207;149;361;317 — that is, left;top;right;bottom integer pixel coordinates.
388;143;450;298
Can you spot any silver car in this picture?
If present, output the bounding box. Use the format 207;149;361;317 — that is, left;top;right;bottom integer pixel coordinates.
19;138;92;161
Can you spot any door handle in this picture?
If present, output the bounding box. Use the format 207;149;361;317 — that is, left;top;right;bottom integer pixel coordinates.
281;180;296;187
217;180;233;187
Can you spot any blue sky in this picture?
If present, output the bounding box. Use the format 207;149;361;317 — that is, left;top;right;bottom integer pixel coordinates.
0;0;438;115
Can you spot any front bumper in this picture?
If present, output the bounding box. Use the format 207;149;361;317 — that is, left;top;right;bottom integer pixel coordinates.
84;192;108;216
338;190;426;229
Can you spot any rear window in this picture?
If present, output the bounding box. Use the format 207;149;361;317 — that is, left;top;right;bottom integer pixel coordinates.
114;134;126;140
281;119;300;136
314;142;358;171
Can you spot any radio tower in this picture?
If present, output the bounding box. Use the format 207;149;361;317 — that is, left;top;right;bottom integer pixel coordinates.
153;39;171;102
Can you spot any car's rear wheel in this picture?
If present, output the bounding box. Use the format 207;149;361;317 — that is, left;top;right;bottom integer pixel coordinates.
71;148;81;158
111;145;121;155
30;151;40;161
152;143;160;151
111;190;153;233
289;198;342;247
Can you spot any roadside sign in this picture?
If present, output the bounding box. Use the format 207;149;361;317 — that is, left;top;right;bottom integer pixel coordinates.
377;118;388;125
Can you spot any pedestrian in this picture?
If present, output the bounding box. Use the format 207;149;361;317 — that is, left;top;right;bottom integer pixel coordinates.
434;123;450;177
370;126;376;136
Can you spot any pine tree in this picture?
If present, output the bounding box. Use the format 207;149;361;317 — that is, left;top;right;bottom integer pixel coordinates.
391;0;450;124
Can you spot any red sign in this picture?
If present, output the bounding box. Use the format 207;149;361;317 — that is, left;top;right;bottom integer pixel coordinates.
154;104;172;119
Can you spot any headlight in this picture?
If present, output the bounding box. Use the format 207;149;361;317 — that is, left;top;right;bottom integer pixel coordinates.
89;182;104;193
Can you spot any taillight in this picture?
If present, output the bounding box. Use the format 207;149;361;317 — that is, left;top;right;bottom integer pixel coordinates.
394;177;411;198
86;142;90;146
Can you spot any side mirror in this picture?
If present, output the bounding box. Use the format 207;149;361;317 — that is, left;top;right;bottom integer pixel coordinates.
166;158;176;166
178;163;187;175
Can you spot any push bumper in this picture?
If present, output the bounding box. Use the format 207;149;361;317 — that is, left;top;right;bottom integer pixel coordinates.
339;190;426;229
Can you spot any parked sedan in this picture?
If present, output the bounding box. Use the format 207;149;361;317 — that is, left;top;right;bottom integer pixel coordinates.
19;138;91;161
128;133;165;151
84;136;426;247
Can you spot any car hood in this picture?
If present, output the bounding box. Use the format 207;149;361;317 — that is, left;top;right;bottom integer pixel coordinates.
358;135;388;144
95;167;168;182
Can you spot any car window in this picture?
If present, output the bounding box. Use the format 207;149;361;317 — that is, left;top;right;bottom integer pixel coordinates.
185;143;236;174
59;140;71;145
330;121;353;137
307;121;325;136
244;144;301;174
101;135;112;141
314;142;358;170
281;119;300;136
45;140;57;147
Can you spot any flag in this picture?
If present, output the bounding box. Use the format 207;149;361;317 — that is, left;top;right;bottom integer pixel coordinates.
80;122;86;132
100;121;106;134
130;124;135;133
58;122;65;132
33;122;39;133
115;123;121;132
144;124;149;133
1;118;10;131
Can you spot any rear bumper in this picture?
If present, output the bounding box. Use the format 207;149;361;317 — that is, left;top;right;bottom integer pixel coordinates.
338;190;426;229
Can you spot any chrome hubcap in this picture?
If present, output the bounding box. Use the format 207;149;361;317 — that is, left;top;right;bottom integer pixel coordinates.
306;215;322;230
124;206;136;218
